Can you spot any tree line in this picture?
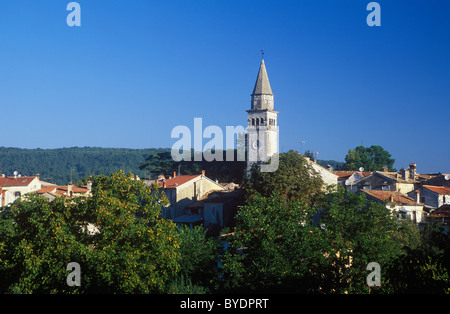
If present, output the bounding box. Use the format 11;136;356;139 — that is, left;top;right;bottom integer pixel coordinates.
0;147;171;185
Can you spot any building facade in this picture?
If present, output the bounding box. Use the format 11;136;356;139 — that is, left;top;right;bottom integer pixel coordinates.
246;58;279;172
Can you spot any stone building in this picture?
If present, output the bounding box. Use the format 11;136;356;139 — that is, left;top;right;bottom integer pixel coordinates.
0;174;42;207
154;171;226;222
246;58;279;173
361;189;425;224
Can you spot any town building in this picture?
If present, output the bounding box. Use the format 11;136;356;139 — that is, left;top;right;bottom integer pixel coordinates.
35;182;92;202
349;171;419;194
0;174;42;207
408;185;450;211
152;171;226;222
421;173;450;188
304;157;339;188
361;189;425;224
333;170;372;190
185;188;244;234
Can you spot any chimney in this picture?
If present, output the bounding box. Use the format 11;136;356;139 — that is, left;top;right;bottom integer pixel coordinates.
415;190;420;203
409;163;417;180
68;182;73;197
1;174;5;178
400;169;409;180
173;171;176;178
201;170;205;176
389;195;394;203
36;173;40;180
163;180;166;188
87;180;92;193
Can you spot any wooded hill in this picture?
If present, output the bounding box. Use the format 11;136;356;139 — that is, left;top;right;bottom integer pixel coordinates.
0;147;344;186
0;147;170;185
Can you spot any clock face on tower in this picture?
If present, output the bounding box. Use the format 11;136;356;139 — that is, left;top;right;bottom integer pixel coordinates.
252;140;261;150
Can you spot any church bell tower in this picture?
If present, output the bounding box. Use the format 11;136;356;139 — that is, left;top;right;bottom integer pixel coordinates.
246;56;279;172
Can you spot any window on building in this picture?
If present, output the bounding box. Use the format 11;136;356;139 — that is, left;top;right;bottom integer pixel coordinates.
421;197;425;203
381;185;389;190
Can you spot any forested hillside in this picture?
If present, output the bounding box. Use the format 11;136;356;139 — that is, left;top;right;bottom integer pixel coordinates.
0;147;170;185
0;147;345;186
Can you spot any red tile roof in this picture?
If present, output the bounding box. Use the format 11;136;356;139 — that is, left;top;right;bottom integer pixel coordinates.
333;171;357;179
158;175;200;189
362;190;421;206
433;205;450;218
423;185;450;195
0;176;38;187
333;171;371;179
36;185;89;196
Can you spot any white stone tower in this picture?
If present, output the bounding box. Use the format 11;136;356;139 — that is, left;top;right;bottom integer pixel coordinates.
246;57;278;172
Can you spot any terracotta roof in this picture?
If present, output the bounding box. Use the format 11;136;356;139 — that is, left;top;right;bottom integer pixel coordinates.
377;172;419;184
333;171;371;179
36;185;89;196
158;175;200;189
362;190;421;206
36;186;57;194
333;171;357;179
0;176;38;187
423;185;450;195
432;205;450;219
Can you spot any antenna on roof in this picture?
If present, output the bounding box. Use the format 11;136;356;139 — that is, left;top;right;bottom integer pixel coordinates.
13;171;18;178
359;167;364;172
445;175;450;181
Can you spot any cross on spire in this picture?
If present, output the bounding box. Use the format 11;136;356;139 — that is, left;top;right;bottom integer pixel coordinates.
261;50;264;60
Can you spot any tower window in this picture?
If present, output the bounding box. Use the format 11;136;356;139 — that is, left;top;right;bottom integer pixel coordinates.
252;119;255;126
260;118;264;126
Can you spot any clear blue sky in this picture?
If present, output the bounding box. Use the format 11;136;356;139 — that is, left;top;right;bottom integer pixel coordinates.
0;1;449;174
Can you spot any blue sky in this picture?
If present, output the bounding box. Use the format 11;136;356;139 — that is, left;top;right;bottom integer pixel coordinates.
0;1;449;173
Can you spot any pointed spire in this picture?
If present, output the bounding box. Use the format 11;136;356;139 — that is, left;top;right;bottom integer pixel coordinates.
252;59;273;96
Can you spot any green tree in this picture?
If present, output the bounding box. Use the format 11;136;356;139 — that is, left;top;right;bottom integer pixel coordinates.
171;225;219;293
0;170;181;293
218;193;323;293
383;222;450;293
218;188;416;293
243;150;324;205
317;188;411;293
343;145;396;172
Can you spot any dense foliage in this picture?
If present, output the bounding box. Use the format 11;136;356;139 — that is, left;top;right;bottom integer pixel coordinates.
0;171;213;293
0;154;448;294
243;150;324;205
343;145;396;172
217;189;424;293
